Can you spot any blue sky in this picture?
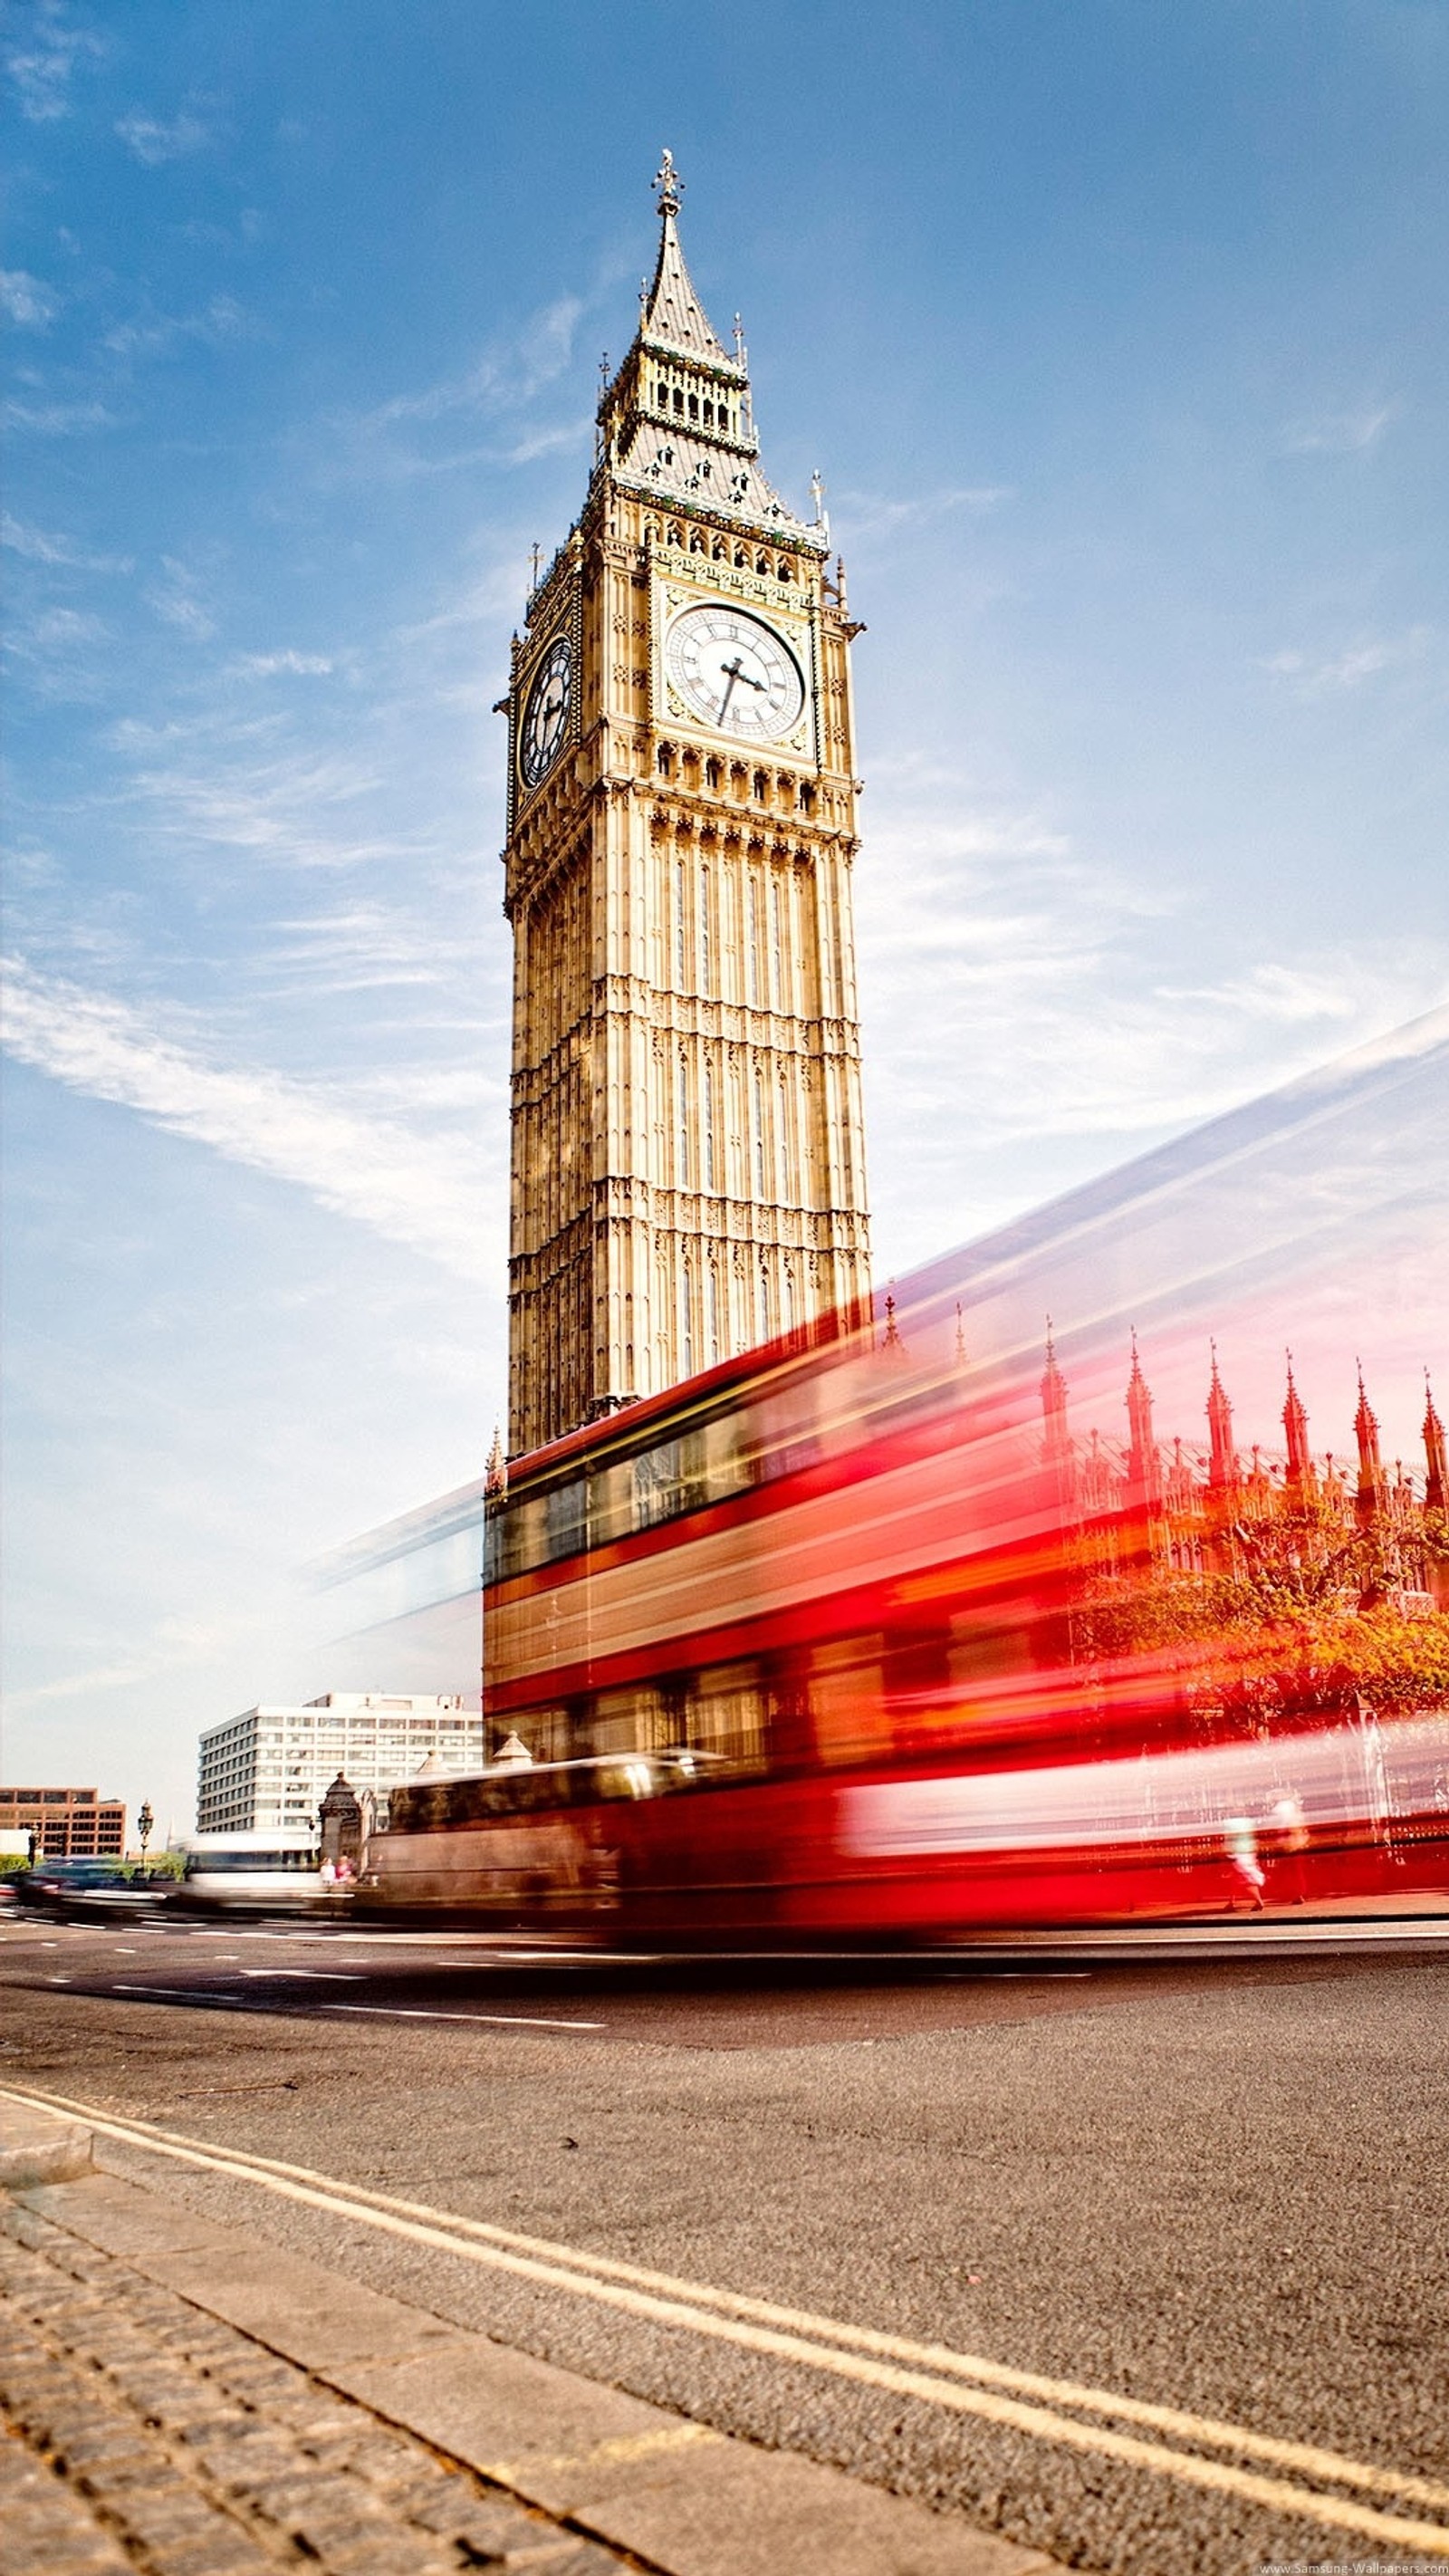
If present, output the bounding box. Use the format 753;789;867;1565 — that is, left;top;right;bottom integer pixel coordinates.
3;0;1446;1835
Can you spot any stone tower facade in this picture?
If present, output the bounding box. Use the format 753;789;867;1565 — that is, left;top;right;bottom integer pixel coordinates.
500;154;871;1456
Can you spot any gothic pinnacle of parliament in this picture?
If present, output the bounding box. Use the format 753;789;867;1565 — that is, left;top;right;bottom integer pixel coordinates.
500;152;872;1458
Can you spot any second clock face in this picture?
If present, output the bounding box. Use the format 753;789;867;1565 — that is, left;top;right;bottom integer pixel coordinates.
666;604;805;743
520;634;572;788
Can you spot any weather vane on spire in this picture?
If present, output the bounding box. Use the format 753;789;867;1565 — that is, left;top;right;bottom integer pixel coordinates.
654;148;683;216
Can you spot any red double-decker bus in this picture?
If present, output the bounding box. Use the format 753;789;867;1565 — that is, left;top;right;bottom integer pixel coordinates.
361;1291;1447;1933
358;1025;1449;1935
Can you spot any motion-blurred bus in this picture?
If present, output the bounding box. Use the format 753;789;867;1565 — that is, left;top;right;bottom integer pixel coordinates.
360;1015;1449;1935
177;1831;328;1912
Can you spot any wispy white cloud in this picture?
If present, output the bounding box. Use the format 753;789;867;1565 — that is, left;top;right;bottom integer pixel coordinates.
257;903;475;999
145;555;217;640
120;733;425;873
3;601;112;697
0;954;498;1281
836;485;1013;540
1281;402;1396;456
114;104;216;166
856;767;1449;1182
1263;626;1432;697
5;603;109;653
314;284;606;485
5;3;105;122
102;293;251;360
1;512;133;572
1;267;61;327
369;293;586;431
5;1611;264;1710
231;649;335;678
2;396;115;435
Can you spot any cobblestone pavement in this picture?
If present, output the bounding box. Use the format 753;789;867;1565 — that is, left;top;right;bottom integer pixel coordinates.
0;2197;633;2576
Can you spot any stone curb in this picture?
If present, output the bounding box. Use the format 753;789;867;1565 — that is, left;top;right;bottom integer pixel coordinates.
18;2151;1062;2576
0;2123;93;2191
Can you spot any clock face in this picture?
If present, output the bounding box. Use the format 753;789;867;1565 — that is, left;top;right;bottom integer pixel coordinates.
666;604;805;743
520;635;572;788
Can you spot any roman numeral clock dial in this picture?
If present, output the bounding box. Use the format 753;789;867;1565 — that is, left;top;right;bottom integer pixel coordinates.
665;603;804;743
520;634;572;789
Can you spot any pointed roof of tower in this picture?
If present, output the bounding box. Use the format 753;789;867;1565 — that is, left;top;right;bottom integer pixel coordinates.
1282;1350;1311;1480
1041;1317;1069;1415
641;151;734;366
592;153;826;549
1354;1360;1383;1466
1205;1339;1237;1490
1423;1370;1446;1510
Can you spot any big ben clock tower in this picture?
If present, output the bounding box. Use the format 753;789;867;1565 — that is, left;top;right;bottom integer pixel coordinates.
501;154;871;1456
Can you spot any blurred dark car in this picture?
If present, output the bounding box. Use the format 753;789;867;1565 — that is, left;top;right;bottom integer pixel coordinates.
14;1859;170;1921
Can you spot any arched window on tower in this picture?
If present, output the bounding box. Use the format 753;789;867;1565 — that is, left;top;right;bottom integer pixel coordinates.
699;865;712;993
771;877;785;1006
681;1260;694;1376
703;1061;717;1192
746;875;761;1006
702;399;714;428
676;1051;691;1187
706;1266;721;1367
675;858;687;987
753;1066;767;1196
657;744;673;780
782;1264;797;1336
673;387;684;415
777;1072;792;1197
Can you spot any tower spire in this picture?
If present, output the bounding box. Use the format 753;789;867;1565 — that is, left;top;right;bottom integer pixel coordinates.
1424;1372;1447;1513
1354;1360;1387;1525
1124;1330;1163;1514
653;147;682;216
638;149;731;365
1041;1319;1070;1465
1282;1350;1311;1490
1205;1340;1237;1495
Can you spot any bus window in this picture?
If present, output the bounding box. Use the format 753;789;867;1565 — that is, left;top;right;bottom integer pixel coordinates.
589;1456;635;1546
684;1661;770;1775
594;1757;659;1802
808;1635;893;1770
587;1685;674;1757
493;1493;549;1579
545;1479;587;1562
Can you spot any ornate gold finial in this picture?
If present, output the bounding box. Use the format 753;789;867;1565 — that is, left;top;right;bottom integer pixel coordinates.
654;148;683;216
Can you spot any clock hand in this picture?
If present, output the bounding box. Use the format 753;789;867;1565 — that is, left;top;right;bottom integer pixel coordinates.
716;652;766;726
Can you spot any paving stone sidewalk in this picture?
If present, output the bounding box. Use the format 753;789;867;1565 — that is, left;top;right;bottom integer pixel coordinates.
0;2196;633;2576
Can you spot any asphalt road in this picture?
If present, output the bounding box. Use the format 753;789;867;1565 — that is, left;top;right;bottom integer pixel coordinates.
3;1909;1446;2576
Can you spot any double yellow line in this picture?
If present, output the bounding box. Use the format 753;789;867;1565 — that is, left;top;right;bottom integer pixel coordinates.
5;2079;1448;2557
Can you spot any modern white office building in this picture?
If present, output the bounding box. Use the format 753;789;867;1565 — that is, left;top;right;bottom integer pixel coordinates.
195;1693;484;1834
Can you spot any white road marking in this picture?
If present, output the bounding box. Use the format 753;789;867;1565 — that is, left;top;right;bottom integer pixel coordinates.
237;1969;362;1982
4;2080;1446;2556
321;2004;605;2031
110;1985;248;2006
